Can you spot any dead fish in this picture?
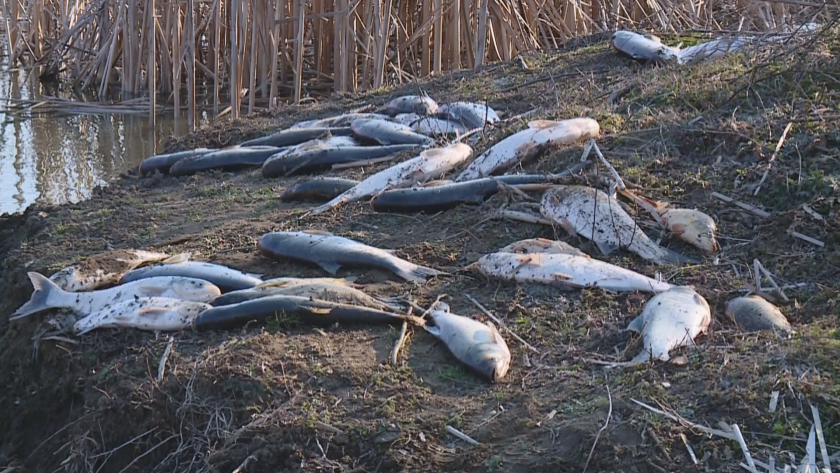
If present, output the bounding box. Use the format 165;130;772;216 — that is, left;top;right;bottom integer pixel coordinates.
454;118;599;181
619;190;718;254
261;276;362;287
410;117;470;137
436;101;501;128
469;252;673;293
193;295;425;332
307;142;474;216
73;297;212;335
423;301;511;382
238;127;355;147
209;280;401;310
351;118;435;146
611;30;681;64
49;250;190;292
169;145;284;176
288;113;397;130
394;113;423;126
258;230;447;284
676;36;748;65
139;148;216;176
280;177;360;202
121;261;263;292
725;295;791;335
377;94;439;116
540;185;694;264
262;143;419;177
11;273;221;320
497;238;589;257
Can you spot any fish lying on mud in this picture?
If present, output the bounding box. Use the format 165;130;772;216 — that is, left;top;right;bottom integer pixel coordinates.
169;146;283;176
469;251;673;293
436;102;501;129
10;273;221;320
619;190;718;254
193;295;424;332
725;295;792;335
423;301;511;382
261;276;362;287
74;297;212;335
258;230;447;284
49;250;190;292
455;118;600;181
497;238;589;257
369;163;589;214
377;94;439;116
675;36;748;64
540;185;694;264
238;127;354;147
209;280;402;310
410;117;470;137
611;30;681;64
139;148;216;176
288;113;397;130
280;177;361;202
307;142;474;216
262;143;419;178
351;118;435;146
121;261;263;292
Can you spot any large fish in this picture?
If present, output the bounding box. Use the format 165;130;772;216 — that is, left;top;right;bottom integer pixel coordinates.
351;118;435;146
49;250;190;292
169;145;283;176
497;238;589;257
11;272;221;320
288;113;397;130
193;295;425;332
261;276;362;287
676;36;748;65
377;94;439;116
469;251;673;293
410;117;470;137
258;230;447;284
73;297;212;335
611;30;681;64
280;177;360;202
139;148;216;176
262;143;418;178
423;301;511;382
394;113;423;126
436;102;501;129
208;280;402;310
725;295;791;335
239;127;354;147
540;185;693;264
121;261;263;292
454;118;599;181
307;142;474;216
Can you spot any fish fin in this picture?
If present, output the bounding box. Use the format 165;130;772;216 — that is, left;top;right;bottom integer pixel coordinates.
303;229;335;236
247;272;264;279
485;320;506;345
382;249;398;255
655;246;698;265
398;264;447;284
422;324;441;337
317;261;343;275
10;272;63;320
255;280;292;289
626;314;645;333
595;240;619;256
552;272;573;280
557;219;578;238
162;252;192;264
137;307;171;317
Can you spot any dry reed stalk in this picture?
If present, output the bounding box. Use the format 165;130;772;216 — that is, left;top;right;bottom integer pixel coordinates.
213;0;221;111
230;0;239;118
187;0;196;130
269;0;282;110
293;0;306;104
149;0;156;122
248;0;258;114
475;0;488;67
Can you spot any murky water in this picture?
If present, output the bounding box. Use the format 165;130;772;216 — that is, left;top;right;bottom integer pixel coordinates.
0;39;213;216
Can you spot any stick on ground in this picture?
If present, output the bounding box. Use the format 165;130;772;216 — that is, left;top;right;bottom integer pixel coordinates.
464;293;540;354
391;319;410;365
754;122;793;196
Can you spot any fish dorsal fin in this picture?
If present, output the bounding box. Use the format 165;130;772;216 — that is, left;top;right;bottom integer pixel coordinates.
137;307;172;317
162;252;192;264
527;120;559;130
303;229;334;236
626;314;645;333
485;320;505;344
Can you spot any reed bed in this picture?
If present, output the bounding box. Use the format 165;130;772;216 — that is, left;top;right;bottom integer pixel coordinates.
0;0;830;121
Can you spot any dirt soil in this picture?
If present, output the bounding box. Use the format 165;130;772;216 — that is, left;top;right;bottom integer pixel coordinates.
1;30;840;473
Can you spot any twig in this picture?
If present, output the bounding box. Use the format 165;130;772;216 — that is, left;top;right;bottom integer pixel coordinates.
732;424;758;473
631;399;736;440
754;122;793;196
496;209;551;225
445;425;479;445
589;140;626;191
464;293;540;354
156;335;175;383
231;454;257;473
583;384;612;473
315;421;346;435
391;321;409;365
788;229;825;248
681;433;699;465
712;192;771;218
754;259;789;302
116;435;177;473
811;404;832;473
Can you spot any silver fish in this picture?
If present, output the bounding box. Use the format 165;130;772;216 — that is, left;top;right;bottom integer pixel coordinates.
455;118;599;181
410;117;470;137
288;113;397;130
540;185;693;264
49;250;190;292
424;301;511;382
351;118;435;146
261;276;362;287
239;127;355;147
725;295;791;335
497;238;589;257
139;148;216;176
676;37;748;65
11;273;221;320
280;177;361;202
120;261;263;292
169;145;283;176
436;101;501;128
73;297;212;335
394;113;423;125
378;94;439;116
209;280;402;310
262;142;416;178
611;30;681;64
258;230;447;284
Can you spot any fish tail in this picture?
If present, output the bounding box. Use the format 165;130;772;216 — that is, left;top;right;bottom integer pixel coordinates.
10;272;64;320
655;246;698;265
398;264;447;284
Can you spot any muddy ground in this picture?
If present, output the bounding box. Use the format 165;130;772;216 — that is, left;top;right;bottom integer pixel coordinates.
1;30;839;473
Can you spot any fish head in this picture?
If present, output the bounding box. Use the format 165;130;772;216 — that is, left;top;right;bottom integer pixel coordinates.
466;324;512;382
662;209;718;254
171;278;223;299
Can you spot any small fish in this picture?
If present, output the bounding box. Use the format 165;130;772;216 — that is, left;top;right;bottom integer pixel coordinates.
280;177;361;202
377;94;439;116
307;142;474;216
139;148;216;176
258;230;447;284
619;190;718;254
262;143;418;177
423;301;511;382
725;295;791;335
193;295;425;332
436;102;501;129
169;145;284;176
73;297;212;335
209;280;402;310
49;250;190;292
11;273;221;320
288;113;397;130
410;117;470;137
611;30;681;64
497;238;589;257
540;185;694;264
469;252;672;293
238;127;355;147
454;118;599;181
351;118;435;146
121;261;263;292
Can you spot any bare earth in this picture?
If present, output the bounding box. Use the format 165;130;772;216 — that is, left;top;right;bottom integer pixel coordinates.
1;31;839;473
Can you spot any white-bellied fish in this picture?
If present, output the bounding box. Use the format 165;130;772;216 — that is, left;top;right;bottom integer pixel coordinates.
169;145;283;176
49;250;190;292
394;113;423;126
288;113;397;130
469;251;672;293
497;238;589;257
436;101;501;128
10;273;221;320
73;297;212;335
351;118;435;146
120;261;263;292
307;142;474;216
280;177;361;202
209;280;401;310
258;230;447;283
139;148;216;176
377;94;439;116
238;127;355;147
262;142;418;177
454;118;599;181
261;276;362;287
725;295;792;335
410;117;470;137
611;30;681;64
619;190;718;254
540;185;693;264
676;36;748;64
